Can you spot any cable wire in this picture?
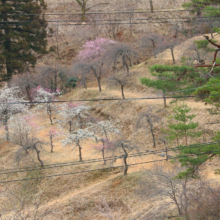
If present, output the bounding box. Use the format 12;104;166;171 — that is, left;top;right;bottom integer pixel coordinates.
1;140;219;175
1;147;220;184
0;93;220;105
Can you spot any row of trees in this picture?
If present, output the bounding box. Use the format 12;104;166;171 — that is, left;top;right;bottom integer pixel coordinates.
1;83;220;179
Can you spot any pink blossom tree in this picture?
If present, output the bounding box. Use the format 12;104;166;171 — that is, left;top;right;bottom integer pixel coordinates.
76;38;116;92
78;38;116;61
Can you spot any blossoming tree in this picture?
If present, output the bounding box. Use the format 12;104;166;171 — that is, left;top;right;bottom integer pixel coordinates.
77;38;116;92
0;85;28;141
62;128;96;161
33;86;61;124
90;119;120;164
57;103;90;132
9;114;45;167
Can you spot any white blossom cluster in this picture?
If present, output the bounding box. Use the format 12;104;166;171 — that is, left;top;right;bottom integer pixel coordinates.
62;128;96;147
0;85;28;121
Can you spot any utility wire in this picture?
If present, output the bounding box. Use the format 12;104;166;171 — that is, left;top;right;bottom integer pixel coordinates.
1;147;220;184
0;93;220;105
1;140;219;175
0;7;219;16
0;16;219;23
0;18;219;26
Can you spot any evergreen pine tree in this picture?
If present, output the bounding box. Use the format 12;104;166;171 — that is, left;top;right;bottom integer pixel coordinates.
0;0;48;81
166;104;201;146
140;65;200;93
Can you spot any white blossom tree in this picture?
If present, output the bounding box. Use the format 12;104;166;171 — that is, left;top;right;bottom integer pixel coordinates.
48;128;60;153
33;85;61;124
90;119;120;164
0;85;28;141
57;103;91;132
62;128;96;161
9;114;45;167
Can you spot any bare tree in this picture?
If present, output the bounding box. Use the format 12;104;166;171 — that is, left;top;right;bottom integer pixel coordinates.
108;74;132;99
75;0;109;21
149;0;154;13
9;72;36;106
0;190;50;220
138;166;191;219
141;34;164;58
104;43;137;76
136;107;160;148
123;0;137;36
90;60;105;92
105;13;122;40
106;139;139;175
72;62;90;89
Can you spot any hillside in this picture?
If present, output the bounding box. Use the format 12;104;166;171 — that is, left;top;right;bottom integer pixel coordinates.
1;0;220;219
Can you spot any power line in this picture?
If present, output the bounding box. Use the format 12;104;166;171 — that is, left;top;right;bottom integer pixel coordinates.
0;7;219;16
0;16;219;23
1;146;220;184
0;93;220;105
0;18;219;26
1;140;219;175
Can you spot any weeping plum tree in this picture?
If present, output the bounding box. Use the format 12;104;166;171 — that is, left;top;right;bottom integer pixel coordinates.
104;43;137;76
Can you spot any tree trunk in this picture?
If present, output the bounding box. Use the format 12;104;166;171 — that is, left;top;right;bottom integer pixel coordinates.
121;143;128;175
123;56;129;76
121;84;125;99
54;70;58;92
97;77;102;92
50;135;54;153
163;92;167;108
77;140;82;161
149;0;154;13
78;113;83;129
26;84;34;107
34;145;44;167
3;117;9;141
56;24;60;61
47;104;53;124
148;119;156;148
102;140;106;165
69;121;72;133
103;128;108;140
185;130;188;146
151;39;156;58
2;0;12;81
170;46;176;64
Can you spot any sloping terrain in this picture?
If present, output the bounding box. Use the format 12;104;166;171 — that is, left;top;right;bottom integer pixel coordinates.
1;0;220;219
